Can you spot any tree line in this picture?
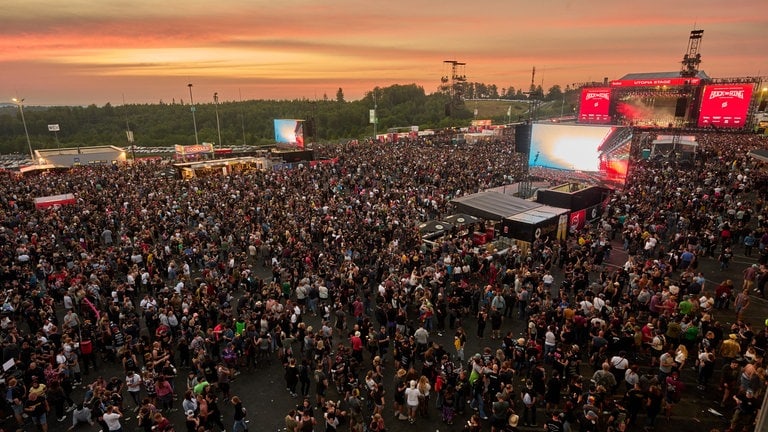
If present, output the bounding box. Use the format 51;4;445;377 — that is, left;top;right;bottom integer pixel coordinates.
0;83;578;153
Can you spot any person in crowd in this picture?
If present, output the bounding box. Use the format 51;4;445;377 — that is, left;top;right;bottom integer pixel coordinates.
101;404;123;432
67;403;94;432
231;395;248;432
24;391;50;432
731;390;759;432
404;379;420;424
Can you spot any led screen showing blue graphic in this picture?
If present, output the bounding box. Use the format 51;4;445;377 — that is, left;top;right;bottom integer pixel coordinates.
274;119;304;146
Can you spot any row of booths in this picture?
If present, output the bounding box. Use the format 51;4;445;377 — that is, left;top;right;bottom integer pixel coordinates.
421;182;610;254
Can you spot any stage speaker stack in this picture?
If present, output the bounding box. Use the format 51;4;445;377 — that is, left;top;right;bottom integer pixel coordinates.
304;119;315;138
675;97;688;117
515;123;532;154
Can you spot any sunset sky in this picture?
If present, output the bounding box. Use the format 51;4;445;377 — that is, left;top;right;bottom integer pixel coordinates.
1;0;766;106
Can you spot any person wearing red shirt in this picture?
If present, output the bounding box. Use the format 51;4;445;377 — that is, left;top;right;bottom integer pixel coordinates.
350;331;363;362
641;322;654;345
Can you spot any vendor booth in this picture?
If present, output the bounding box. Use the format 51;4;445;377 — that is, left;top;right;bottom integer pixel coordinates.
173;156;273;179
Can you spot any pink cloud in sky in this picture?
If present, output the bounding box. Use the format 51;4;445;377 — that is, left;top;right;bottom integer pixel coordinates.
0;0;765;105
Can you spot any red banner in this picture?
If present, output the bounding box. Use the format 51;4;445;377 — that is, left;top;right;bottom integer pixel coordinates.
34;193;76;209
610;78;700;87
308;157;339;167
578;88;612;123
175;143;214;156
569;209;587;233
697;83;754;128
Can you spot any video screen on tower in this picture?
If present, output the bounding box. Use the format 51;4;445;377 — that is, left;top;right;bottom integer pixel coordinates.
528;124;631;188
697;84;754;128
578;87;612;124
274;119;305;149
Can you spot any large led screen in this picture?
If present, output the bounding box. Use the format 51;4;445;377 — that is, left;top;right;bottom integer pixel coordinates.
697;84;754;128
274;119;305;148
578;87;612;124
528;124;631;188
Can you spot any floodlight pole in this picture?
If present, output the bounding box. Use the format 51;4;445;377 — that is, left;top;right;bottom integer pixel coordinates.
214;92;222;149
373;90;378;139
12;98;34;161
188;84;199;144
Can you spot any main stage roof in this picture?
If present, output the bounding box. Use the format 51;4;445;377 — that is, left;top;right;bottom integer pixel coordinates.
618;71;710;80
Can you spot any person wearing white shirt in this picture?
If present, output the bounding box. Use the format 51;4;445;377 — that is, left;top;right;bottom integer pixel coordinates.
544;326;557;360
102;405;123;432
140;270;150;291
542;272;554;288
125;371;143;408
125;273;135;290
625;366;639;387
140;295;157;312
63;293;74;311
579;300;593;315
42;319;55;336
699;294;714;312
609;351;629;391
158;311;170;328
453;264;463;280
404;380;420;424
593;295;606;313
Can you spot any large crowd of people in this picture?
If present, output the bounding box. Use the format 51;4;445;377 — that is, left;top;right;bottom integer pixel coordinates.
0;129;766;432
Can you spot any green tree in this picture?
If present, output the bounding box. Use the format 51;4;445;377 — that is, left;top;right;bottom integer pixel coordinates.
488;84;499;99
545;85;563;102
464;83;475;100
336;88;345;103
